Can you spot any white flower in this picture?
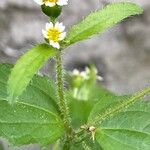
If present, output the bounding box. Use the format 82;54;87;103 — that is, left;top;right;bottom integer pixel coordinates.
42;22;66;49
72;69;89;80
72;67;103;81
33;0;68;7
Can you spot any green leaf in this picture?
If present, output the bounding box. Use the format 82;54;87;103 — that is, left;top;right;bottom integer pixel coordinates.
71;139;103;150
68;85;116;128
69;96;94;128
88;88;150;149
88;95;129;123
65;2;143;46
0;99;64;146
0;64;59;114
7;44;57;102
88;85;116;103
0;143;4;150
88;87;150;125
0;64;12;99
96;101;150;150
20;75;59;114
0;64;64;146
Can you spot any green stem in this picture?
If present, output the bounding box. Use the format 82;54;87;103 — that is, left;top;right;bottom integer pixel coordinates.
56;50;72;149
56;50;70;125
92;87;150;126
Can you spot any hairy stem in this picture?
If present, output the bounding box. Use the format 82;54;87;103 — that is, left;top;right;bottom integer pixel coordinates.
56;50;71;126
56;50;73;149
92;87;150;126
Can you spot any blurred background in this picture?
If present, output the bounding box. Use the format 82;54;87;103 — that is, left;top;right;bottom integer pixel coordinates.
0;0;150;149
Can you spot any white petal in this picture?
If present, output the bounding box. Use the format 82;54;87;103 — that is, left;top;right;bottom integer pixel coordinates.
80;71;87;78
59;25;65;32
85;67;90;74
81;71;89;80
73;69;80;76
50;40;60;49
45;2;56;7
55;22;61;29
42;29;48;38
59;32;66;40
46;22;53;30
57;0;68;6
55;22;65;32
33;0;44;5
97;76;103;81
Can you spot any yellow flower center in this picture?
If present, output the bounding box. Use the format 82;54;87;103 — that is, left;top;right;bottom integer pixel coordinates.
43;0;58;3
48;28;61;42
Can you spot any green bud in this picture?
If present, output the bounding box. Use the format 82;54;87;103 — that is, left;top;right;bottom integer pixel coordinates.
41;5;62;19
72;76;84;88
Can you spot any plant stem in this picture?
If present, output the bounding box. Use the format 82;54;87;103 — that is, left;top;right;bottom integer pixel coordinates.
56;50;70;125
56;50;72;146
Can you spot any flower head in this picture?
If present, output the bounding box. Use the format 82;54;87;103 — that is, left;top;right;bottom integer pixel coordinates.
72;68;89;78
71;66;103;101
72;69;89;80
42;22;66;49
34;0;68;7
72;67;103;81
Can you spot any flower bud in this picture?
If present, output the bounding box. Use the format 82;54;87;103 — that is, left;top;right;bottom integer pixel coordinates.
41;5;62;18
